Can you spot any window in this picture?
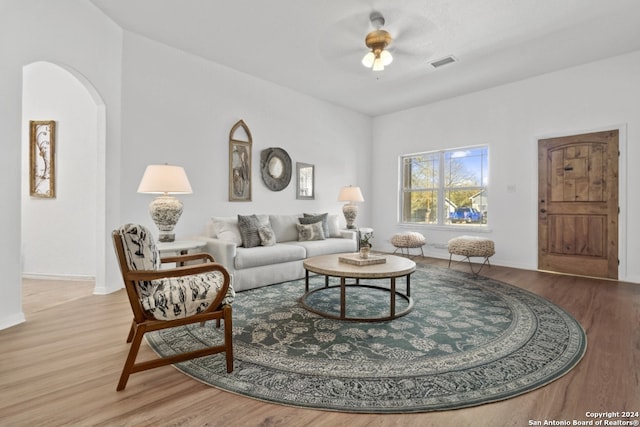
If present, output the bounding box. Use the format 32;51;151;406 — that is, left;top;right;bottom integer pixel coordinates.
400;146;488;226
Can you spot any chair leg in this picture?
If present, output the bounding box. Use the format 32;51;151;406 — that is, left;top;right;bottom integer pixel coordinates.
224;306;234;373
126;320;135;343
118;324;147;391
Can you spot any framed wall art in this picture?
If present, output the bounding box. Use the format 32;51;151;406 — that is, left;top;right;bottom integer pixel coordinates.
228;119;252;201
296;162;314;200
29;120;56;198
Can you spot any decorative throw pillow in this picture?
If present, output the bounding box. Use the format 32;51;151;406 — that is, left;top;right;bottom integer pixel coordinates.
237;214;262;248
302;213;329;237
296;221;325;241
210;217;243;246
258;224;276;246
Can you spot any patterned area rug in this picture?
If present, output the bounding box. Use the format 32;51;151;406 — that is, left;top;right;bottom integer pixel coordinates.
146;265;587;413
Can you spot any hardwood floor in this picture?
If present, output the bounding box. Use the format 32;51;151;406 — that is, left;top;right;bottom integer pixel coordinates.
21;278;94;318
1;259;638;427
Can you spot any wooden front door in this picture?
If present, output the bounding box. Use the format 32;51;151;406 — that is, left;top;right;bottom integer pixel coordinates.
538;130;619;279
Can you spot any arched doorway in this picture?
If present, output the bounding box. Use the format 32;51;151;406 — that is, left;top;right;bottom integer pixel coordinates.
21;61;107;294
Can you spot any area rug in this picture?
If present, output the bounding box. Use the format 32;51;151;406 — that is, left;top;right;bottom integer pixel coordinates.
146;265;587;413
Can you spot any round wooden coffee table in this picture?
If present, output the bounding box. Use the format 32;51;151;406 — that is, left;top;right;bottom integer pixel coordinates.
301;253;416;322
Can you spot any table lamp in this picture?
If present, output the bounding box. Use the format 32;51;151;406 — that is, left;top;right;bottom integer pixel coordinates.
338;185;364;229
137;164;193;242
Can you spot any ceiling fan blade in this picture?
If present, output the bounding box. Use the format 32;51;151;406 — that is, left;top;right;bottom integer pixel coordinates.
379;9;436;44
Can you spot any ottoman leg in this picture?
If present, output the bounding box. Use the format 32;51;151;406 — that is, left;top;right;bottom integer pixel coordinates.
466;256;477;275
467;256;491;276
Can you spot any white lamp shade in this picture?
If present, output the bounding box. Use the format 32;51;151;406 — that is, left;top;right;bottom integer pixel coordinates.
338;185;364;202
137;164;193;194
372;57;385;71
361;51;375;68
380;49;393;66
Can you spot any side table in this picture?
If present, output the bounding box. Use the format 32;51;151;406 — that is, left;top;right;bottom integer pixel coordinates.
157;240;207;266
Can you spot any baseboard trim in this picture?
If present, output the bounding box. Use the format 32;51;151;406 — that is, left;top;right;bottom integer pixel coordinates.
0;312;26;330
22;273;95;282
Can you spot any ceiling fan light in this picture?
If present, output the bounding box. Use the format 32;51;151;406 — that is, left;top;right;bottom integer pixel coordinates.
361;51;375;68
380;49;393;66
372;57;385;71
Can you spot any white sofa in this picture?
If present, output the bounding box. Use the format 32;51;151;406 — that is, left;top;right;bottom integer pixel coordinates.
197;213;357;291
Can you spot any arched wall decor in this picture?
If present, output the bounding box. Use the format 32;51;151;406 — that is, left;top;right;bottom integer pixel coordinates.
228;120;252;202
260;147;292;192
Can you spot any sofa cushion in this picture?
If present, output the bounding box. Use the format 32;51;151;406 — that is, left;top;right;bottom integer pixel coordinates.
119;223;161;271
301;213;329;237
327;214;341;238
138;271;235;321
234;244;306;269
210;216;242;245
269;214;302;242
285;237;357;257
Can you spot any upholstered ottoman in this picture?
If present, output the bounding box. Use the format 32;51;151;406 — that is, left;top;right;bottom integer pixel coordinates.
447;236;495;275
391;232;426;258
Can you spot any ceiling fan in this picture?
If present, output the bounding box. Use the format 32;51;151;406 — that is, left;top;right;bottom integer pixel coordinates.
361;12;393;71
319;8;434;74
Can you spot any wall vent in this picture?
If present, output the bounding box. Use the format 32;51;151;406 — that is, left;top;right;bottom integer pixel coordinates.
430;56;457;69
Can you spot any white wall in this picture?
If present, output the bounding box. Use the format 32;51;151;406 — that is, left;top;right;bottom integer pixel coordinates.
372;50;640;283
22;62;98;279
0;0;123;329
119;32;372;237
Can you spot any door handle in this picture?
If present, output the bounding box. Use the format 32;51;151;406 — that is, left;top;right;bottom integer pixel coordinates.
540;209;547;213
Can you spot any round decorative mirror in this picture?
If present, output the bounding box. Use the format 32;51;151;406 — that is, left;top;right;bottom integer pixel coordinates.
260;147;292;191
268;157;284;179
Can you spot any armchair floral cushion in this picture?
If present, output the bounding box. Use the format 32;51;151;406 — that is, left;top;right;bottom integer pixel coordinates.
119;223;234;321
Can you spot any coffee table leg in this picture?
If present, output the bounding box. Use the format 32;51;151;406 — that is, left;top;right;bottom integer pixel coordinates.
407;273;411;297
340;277;346;319
305;269;309;292
390;277;396;317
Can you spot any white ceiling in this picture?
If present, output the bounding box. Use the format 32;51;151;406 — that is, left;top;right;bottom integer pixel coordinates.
90;0;640;116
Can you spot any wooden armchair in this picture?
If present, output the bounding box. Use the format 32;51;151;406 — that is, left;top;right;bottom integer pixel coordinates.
112;223;234;391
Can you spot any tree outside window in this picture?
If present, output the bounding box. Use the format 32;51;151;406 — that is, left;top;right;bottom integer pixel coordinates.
400;146;488;226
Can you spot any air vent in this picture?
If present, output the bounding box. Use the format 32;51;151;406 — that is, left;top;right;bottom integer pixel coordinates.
430;56;457;69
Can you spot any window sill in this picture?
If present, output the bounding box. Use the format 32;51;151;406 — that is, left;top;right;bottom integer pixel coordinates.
398;223;493;233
